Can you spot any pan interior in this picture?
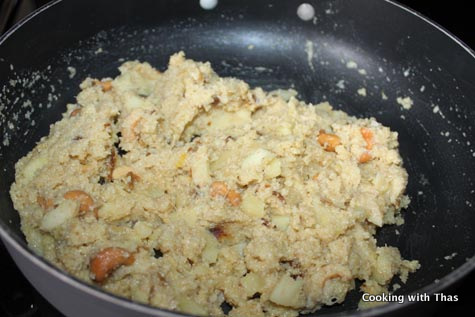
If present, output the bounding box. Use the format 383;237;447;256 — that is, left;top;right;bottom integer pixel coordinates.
1;0;475;315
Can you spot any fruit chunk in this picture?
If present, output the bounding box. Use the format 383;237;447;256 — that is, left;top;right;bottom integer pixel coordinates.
241;192;265;218
21;155;48;182
264;158;282;179
241;272;265;297
40;200;78;231
98;200;130;221
202;232;219;264
271;215;290;231
177;297;207;316
190;147;211;187
269;274;304;308
239;148;276;185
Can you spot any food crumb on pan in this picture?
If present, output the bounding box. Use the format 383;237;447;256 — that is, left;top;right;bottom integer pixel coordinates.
358;68;367;75
444;253;457;260
396;96;413;110
305;40;315;71
67;66;76;79
336;79;346;90
346;61;358;69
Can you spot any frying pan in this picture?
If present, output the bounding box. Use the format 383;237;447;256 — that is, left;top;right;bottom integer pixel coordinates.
0;0;474;316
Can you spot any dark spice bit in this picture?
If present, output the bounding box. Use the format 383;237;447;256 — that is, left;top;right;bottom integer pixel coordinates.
220;301;233;315
98;176;106;185
211;96;221;106
153;248;163;259
73;135;83;141
272;191;285;202
279;259;303;279
261;218;271;227
290;273;303;280
225;135;235;143
249;292;261;300
209;225;227;239
190;134;201;142
116;145;128;156
279;259;301;268
114;132;128;156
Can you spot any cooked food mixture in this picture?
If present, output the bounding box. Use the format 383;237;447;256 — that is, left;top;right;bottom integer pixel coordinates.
10;52;419;317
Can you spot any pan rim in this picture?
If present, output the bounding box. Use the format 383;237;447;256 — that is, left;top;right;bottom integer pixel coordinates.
0;0;474;316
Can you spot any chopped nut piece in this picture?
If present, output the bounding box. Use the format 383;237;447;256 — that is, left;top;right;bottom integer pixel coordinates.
94;80;113;92
210;181;228;197
318;130;341;152
176;153;187;168
70;108;81;117
226;190;242;206
359;152;372;163
272;191;286;203
360;127;374;150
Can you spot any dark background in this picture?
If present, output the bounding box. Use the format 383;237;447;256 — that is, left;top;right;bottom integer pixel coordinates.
0;0;474;316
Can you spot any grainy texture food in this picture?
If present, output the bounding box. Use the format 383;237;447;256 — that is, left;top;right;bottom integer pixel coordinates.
10;52;419;317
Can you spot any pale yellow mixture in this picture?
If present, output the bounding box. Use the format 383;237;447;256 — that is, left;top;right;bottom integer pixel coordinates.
10;52;419;317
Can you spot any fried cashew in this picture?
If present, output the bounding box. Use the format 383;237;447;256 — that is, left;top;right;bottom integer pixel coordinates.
89;247;135;283
63;190;94;214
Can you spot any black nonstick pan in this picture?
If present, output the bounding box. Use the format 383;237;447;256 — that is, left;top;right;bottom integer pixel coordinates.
0;0;474;316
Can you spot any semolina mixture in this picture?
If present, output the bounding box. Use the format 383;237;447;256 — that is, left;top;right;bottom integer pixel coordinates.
10;52;419;317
